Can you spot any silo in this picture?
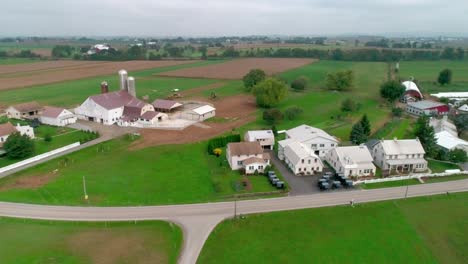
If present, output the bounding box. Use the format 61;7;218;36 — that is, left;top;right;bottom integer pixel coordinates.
100;81;109;94
118;69;128;91
127;76;136;97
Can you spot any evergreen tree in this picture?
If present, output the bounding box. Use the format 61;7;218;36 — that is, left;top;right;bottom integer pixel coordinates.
413;115;437;157
360;114;371;136
437;69;452;85
350;122;367;145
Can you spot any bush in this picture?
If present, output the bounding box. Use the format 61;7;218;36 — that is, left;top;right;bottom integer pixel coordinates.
3;132;35;159
263;109;284;125
326;70;354;91
207;134;241;154
446;149;467;163
243;69;266;91
44;134;52;142
341;98;360;112
392;107;404;117
284;106;304;120
290;76;308;91
213;148;223;157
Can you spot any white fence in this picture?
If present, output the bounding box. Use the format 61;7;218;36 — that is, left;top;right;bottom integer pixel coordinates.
354;170;467;185
0;142;80;176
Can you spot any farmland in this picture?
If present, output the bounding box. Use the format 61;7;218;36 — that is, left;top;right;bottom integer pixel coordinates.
0;137;284;206
157;58;316;79
0;218;182;264
198;192;468;264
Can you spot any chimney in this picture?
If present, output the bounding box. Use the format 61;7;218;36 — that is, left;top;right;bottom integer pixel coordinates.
100;81;109;94
118;69;128;91
127;76;136;97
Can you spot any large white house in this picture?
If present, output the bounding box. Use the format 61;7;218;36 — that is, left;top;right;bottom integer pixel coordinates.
283;141;323;175
226;142;270;174
369;139;427;175
283;124;339;157
0;122;35;148
325;145;376;178
244;130;275;150
39;106;77;127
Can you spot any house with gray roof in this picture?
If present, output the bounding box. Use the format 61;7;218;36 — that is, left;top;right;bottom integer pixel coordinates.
282;141;323;175
325;145;376;178
284;124;339;157
369;138;427;175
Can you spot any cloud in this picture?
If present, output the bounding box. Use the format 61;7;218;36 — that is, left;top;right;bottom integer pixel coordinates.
0;0;466;36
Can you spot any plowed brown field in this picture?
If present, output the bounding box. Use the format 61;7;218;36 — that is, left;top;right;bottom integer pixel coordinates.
157;58;316;80
0;60;197;90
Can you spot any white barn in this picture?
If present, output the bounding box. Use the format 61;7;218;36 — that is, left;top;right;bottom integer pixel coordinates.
182;105;216;121
40;106;77;127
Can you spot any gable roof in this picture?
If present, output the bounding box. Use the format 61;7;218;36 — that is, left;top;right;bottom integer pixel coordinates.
408;100;446;110
41;106;67;118
246;130;274;140
228;142;263;156
378;139;426;155
89;90;147;110
243;156;268;166
459;104;468;112
152;99;182;110
0;122;16;137
435;131;468;150
192;105;216;115
402;81;423;98
334;146;374;168
140;111;161;120
284;141;319;165
286;124;338;143
9;101;42;113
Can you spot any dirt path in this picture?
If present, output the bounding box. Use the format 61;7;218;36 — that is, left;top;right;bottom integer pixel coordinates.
130;94;257;150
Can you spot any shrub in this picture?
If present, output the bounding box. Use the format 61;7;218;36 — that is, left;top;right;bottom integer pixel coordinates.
3;132;35;159
207;134;241;154
392;107;404;117
341;98;359;112
243;69;266;91
284;106;304;120
447;149;467;163
213;148;223;157
326;70;354;91
44;134;52;142
263;109;284;125
291;76;308;91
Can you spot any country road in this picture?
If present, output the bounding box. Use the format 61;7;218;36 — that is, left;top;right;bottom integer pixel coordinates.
1;179;467;264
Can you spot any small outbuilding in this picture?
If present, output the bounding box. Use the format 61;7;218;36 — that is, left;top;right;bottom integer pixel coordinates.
40;106;77;127
152;99;183;113
244;130;275;150
6;101;42;120
183;105;216;121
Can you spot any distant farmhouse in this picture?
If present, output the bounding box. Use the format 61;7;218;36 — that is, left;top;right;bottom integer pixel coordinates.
244;130;275;150
369;139;427;175
226;142;270;174
39;106;77;127
6;101;42;120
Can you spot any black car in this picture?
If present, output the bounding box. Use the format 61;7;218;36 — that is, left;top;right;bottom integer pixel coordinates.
276;181;285;189
267;171;276;177
332;181;342;189
319;182;330;190
271;178;280;186
344;180;354;188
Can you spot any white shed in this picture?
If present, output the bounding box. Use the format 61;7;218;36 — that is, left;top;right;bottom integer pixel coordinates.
40;106;77;127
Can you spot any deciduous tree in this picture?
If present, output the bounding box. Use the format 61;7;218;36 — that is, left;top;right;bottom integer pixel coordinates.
253;78;288;108
380;80;405;104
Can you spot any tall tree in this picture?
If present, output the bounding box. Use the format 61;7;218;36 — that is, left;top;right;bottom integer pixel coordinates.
350;122;367;145
243;69;266;91
252;78;288;108
437;69;452;85
360;114;371;136
3;132;35;159
413;115;437;157
380;80;405;104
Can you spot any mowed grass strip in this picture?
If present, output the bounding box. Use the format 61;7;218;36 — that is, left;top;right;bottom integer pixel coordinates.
198;192;468;264
0;137;279;205
0;218;182;264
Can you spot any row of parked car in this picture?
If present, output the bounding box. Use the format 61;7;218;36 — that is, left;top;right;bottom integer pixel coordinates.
267;171;286;189
318;172;354;190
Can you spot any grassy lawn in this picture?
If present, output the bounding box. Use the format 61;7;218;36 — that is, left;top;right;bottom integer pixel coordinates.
0;124;90;168
0;60;222;107
0;218;182;264
424;174;468;183
372;118;414;139
360;179;421;189
199;192;468;264
428;159;461;173
0;137;282;205
399;60;468;93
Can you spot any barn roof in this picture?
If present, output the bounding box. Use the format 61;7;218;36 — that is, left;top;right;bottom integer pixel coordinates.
192;105;216;115
41;106;66;118
402;81;423;98
408;100;446;110
152;99;182;110
228;142;263;156
90;90;147;110
9;101;42;113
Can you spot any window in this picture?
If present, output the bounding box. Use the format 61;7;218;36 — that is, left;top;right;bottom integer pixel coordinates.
301;159;304;164
249;166;254;170
237;161;242;165
319;144;325;147
331;144;335;147
299;168;302;172
259;166;264;170
308;160;311;164
315;158;317;162
311;144;317;148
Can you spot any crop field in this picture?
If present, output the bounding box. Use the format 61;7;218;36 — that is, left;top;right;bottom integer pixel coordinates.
199;192;468;264
157;58;316;79
0;58;43;65
399;60;468;93
0;137;283;206
0;59;200;91
0;218;182;264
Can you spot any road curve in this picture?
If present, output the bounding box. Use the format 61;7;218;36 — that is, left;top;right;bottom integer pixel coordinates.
1;179;467;264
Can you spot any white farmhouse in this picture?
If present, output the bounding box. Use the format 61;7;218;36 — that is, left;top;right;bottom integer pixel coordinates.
369;139;427;175
284;124;339;157
283;141;323;175
325;145;376;178
226;142;270;174
0;122;35;148
39;106;77;127
244;130;275;150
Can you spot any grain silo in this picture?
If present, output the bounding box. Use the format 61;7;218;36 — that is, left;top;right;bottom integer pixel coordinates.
118;70;128;91
100;81;109;94
127;76;136;97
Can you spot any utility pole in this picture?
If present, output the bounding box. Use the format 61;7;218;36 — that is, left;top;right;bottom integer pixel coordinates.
405;185;409;198
234;196;237;219
83;176;88;201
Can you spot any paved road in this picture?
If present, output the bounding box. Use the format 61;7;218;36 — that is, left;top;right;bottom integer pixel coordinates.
1;179;467;264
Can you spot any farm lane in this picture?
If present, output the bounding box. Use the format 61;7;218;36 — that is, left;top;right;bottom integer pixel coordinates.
0;179;467;264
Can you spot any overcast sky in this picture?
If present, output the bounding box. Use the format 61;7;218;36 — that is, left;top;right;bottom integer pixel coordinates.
1;0;467;37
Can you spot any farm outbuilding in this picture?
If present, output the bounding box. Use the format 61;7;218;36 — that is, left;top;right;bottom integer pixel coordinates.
6;101;42;120
40;106;77;127
406;100;449;116
152;99;183;113
182;105;216;121
401;81;423;103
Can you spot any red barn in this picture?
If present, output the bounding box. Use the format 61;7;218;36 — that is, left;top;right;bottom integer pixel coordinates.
406;100;449;116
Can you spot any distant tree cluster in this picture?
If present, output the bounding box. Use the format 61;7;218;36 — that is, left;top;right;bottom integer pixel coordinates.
326;70;354;91
52;45;75;58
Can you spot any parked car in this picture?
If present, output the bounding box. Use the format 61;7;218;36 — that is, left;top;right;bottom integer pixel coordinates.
319;182;330;190
267;171;276;177
268;175;278;181
318;178;328;186
343;180;354;188
322;175;331;180
332;181;342;189
271;178;280;186
276;181;285;189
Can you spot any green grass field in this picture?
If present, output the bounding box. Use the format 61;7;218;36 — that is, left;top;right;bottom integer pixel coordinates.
0;137;282;205
428;159;461;173
0;60;222;107
372;118;414;140
360;179;421;189
0;218;182;264
399;60;468;93
198;192;468;264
